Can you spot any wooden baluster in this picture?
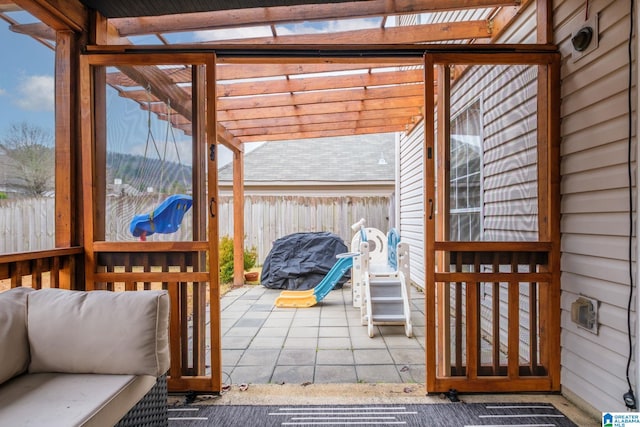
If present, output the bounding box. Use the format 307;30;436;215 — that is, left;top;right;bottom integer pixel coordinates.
507;254;520;379
32;258;43;289
176;253;190;376
529;255;538;375
454;252;463;375
168;281;182;381
51;256;60;289
143;253;151;290
492;252;501;376
190;251;206;376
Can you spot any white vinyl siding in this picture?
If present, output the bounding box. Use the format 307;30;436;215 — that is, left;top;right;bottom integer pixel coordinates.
451;64;539;241
398;120;425;288
556;0;634;413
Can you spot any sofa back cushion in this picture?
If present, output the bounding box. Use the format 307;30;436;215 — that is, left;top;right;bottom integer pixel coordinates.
28;289;170;377
0;287;34;385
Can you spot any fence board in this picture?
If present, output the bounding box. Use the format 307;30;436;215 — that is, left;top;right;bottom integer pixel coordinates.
1;195;390;263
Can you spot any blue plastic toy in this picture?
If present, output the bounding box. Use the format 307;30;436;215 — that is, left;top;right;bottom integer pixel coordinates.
129;194;193;240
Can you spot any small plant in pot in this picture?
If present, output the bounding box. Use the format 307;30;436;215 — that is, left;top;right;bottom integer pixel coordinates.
219;236;258;284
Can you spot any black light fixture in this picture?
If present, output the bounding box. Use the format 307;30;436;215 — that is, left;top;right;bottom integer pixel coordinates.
571;26;594;52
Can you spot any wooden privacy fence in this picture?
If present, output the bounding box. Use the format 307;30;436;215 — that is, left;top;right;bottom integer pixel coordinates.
2;196;391;263
218;195;391;263
0;197;55;254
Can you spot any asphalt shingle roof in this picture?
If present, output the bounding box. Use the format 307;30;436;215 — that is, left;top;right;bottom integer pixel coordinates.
219;134;395;183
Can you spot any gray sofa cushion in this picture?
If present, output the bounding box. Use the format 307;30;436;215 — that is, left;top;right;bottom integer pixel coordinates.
28;289;170;376
0;287;34;385
0;372;156;427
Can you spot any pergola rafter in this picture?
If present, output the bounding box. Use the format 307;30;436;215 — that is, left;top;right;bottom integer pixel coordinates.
109;0;519;36
6;0;532;145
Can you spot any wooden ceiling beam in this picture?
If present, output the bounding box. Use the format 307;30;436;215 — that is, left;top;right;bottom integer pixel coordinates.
10;21;55;39
13;0;87;31
219;68;424;97
111;0;518;36
117;65;193;121
219;83;425;111
216;62;422;81
218;95;424;122
201;20;491;45
217;124;243;151
106;62;424;86
0;2;22;12
229;116;412;137
238;125;405;143
222;106;422;131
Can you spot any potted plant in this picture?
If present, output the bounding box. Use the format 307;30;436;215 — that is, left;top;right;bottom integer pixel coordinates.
219;236;258;283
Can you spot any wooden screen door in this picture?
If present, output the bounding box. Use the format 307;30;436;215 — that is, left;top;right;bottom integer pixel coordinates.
80;52;222;393
422;52;562;393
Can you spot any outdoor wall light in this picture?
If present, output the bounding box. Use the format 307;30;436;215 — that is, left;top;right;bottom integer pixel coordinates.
571;26;593;52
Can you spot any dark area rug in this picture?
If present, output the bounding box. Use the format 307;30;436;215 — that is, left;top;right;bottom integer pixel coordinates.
168;403;578;426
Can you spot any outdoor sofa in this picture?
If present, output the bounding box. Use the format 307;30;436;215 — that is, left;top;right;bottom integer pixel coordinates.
0;287;170;426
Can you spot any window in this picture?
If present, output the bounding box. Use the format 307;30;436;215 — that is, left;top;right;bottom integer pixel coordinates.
449;100;482;241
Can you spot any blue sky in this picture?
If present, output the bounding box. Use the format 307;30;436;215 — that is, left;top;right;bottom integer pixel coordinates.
0;21;55;138
0;15;382;167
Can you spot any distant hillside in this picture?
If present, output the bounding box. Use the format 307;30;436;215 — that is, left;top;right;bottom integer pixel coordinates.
107;152;192;194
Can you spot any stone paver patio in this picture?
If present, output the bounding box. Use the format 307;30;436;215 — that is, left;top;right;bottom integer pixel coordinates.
220;283;426;386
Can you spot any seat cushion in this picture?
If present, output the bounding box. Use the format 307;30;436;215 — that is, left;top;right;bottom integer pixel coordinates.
28;289;170;376
0;372;156;427
0;287;34;385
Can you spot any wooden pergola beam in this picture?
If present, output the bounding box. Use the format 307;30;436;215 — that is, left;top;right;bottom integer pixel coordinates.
13;0;87;31
229;115;412;138
106;62;425;86
199;20;491;45
110;0;519;36
9;21;55;39
218;95;424;122
238;126;404;143
222;106;422;132
219;83;425;111
220;68;424;97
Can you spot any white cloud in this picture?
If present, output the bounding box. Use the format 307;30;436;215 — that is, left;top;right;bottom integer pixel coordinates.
0;88;6;96
194;25;272;42
194;18;381;41
15;75;54;112
277;18;381;36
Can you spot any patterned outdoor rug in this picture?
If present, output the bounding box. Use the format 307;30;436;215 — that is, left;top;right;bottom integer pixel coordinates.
168;403;578;426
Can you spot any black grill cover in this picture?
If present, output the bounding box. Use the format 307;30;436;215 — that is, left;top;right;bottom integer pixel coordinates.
260;232;350;290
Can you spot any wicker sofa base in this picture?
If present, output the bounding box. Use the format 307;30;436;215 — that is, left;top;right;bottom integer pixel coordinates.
115;374;168;427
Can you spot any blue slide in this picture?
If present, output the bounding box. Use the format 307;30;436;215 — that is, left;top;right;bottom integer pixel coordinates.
130;194;193;240
275;254;354;308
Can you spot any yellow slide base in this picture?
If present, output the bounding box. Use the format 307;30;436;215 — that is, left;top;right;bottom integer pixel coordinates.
278;289;314;297
274;293;318;308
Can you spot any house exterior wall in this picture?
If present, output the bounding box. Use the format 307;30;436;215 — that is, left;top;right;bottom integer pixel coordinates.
398;120;426;288
554;0;636;413
396;0;635;414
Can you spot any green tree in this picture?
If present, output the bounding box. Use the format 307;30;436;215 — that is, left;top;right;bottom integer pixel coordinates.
0;122;54;196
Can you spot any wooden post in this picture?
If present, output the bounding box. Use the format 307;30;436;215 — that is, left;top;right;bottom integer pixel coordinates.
55;30;79;289
436;64;452;378
233;147;245;287
191;65;208;375
536;0;553;45
206;53;222;393
423;54;437;393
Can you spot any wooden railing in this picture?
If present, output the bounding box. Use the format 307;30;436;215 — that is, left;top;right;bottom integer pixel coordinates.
429;241;559;393
91;241;219;393
0;247;83;290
